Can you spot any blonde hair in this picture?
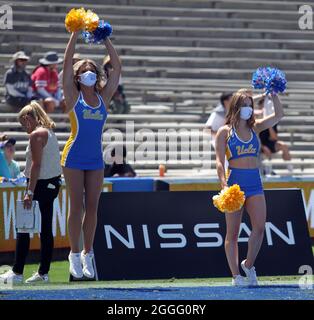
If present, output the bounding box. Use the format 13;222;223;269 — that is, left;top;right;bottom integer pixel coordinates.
225;88;255;129
73;59;105;93
18;100;56;129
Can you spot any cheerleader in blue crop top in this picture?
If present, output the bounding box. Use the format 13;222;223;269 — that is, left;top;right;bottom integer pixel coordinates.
225;126;263;198
62;32;122;280
215;90;284;287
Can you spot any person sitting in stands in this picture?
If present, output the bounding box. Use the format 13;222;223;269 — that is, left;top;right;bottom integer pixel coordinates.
31;51;65;113
257;96;293;175
58;53;82;91
1;137;21;179
3;51;33;110
0;135;11;179
204;92;233;144
104;145;136;177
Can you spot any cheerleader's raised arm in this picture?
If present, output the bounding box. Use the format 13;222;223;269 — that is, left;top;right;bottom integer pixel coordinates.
62;31;80;112
253;93;284;134
100;38;122;109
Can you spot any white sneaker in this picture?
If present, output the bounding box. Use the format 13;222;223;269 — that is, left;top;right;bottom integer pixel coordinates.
231;275;249;287
80;251;95;279
68;252;83;279
0;270;23;284
25;272;49;284
241;259;259;286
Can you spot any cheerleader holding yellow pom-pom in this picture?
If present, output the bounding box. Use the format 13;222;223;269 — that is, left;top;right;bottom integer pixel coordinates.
215;89;284;286
62;8;121;279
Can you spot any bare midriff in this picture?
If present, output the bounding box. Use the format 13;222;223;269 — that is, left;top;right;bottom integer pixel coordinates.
228;156;259;169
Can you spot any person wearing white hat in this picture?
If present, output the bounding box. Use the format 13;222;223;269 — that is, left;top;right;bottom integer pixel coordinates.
31;51;65;113
3;51;33;109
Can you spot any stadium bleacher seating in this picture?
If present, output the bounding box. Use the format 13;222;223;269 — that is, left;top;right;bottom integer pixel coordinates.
1;0;314;177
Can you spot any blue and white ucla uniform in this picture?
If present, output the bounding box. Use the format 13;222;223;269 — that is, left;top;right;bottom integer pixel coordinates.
61;91;107;170
226;126;263;198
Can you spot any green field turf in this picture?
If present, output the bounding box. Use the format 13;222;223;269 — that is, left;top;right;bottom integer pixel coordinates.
9;260;307;291
14;244;312;290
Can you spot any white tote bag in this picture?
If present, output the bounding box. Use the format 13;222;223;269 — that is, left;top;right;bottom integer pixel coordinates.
15;200;41;233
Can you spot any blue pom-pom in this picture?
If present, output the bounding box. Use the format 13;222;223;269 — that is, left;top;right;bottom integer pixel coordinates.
252;67;268;90
82;21;112;44
252;66;287;94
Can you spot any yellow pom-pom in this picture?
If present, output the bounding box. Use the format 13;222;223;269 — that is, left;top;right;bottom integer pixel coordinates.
65;8;86;32
212;184;245;213
65;8;99;33
84;9;99;32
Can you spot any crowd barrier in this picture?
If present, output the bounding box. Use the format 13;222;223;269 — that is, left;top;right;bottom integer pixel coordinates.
0;177;313;253
94;189;314;279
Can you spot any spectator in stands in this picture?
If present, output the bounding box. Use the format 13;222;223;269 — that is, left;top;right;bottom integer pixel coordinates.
204;92;233;143
257;96;293;174
1;137;21;179
3;51;33;110
0;134;11;179
204;92;233;171
58;53;82;90
31;51;65;113
103;55;130;114
72;53;82;65
104;145;136;177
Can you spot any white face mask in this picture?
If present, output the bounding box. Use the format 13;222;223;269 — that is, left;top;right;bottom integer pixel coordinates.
240;106;253;120
79;71;97;87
